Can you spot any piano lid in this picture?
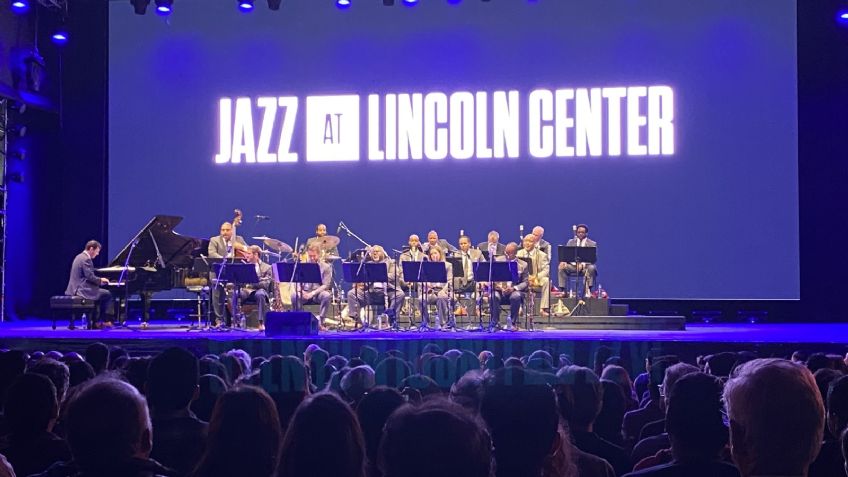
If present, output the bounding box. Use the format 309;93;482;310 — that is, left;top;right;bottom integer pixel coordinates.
109;215;201;269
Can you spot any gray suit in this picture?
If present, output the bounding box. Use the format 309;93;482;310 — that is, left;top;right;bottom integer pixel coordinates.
65;252;113;321
559;238;598;293
421;261;453;329
240;261;273;326
478;242;506;257
347;258;405;327
293;260;333;321
208;234;247;323
490;257;529;328
398;248;426;289
423;239;457;254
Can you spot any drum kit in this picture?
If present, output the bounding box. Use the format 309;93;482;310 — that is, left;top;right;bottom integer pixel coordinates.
250;234;342;262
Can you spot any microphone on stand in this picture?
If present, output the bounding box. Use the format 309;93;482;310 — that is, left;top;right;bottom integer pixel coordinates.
255;215;270;221
519;224;524;241
337;221;343;234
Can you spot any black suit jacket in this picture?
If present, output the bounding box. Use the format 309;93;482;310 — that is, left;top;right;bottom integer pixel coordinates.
65;252;102;300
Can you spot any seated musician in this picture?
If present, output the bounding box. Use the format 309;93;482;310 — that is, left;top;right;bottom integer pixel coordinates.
489;242;529;331
454;235;483;294
242;245;273;330
292;244;333;330
477;230;506;257
557;224;598;298
306;223;339;258
208;222;247;325
531;225;552;257
346;245;405;329
65;240;114;328
398;234;425;292
423;230;457;254
421;246;453;330
517;233;551;316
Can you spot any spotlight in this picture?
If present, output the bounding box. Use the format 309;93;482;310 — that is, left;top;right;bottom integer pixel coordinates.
447;0;461;4
267;0;282;10
402;0;417;5
238;0;255;12
11;0;29;14
839;9;848;25
336;0;351;9
130;0;151;15
154;0;173;15
51;30;69;46
383;0;395;5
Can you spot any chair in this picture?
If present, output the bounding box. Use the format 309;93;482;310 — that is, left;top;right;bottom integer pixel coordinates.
50;296;96;330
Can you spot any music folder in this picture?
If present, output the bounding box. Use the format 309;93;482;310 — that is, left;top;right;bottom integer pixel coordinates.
472;261;518;283
212;263;259;285
342;261;389;283
557;245;597;264
273;262;322;285
401;261;448;284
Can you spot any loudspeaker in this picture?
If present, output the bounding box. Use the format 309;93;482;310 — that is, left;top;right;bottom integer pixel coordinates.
265;311;319;337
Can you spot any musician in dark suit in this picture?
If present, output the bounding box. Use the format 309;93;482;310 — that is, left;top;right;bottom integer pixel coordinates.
208;222;247;325
398;234;426;291
65;240;114;326
423;230;457;254
490;242;529;331
242;245;273;329
293;244;333;329
454;235;483;294
478;230;506;257
558;224;598;297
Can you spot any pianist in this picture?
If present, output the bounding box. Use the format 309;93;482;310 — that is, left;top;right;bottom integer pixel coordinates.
65;240;114;328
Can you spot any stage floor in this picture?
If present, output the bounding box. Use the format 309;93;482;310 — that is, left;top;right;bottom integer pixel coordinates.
1;320;847;369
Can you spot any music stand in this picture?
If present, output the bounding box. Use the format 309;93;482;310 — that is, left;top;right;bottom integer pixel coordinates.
472;261;518;331
446;257;467;328
343;262;390;330
402;261;448;331
273;262;322;312
558;245;597;297
212;263;258;330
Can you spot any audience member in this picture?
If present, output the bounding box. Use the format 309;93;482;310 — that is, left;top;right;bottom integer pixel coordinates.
190;386;281;477
122;356;152;394
595;380;627;446
450;370;485;411
28;358;71;404
277;393;366;477
623;357;676;446
356;386;405;477
146;347;207;476
83;343;109;375
258;356;310;431
341;365;376;405
374;357;412;388
602;365;639;411
0;374;71;476
191;374;228;423
724;359;824;477
379;400;493;477
66;360;95;389
809;374;848;477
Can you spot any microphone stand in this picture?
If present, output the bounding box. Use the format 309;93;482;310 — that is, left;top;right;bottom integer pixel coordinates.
487;246;496;331
416;255;430;332
117;238;139;327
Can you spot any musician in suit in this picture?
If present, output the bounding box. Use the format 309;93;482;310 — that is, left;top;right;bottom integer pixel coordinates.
532;226;552;257
423;230;457;254
293;244;333;329
558;224;598;297
478;230;506;257
306;223;339;258
398;234;426;291
454;235;483;294
241;245;273;329
346;245;405;328
518;234;550;315
208;222;248;325
490;242;529;331
65;240;114;327
421;246;454;330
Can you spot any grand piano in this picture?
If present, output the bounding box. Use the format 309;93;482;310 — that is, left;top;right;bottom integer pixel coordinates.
97;215;202;323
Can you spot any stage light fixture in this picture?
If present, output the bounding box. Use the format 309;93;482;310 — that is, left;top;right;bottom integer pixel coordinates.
839;9;848;25
11;0;29;14
130;0;151;15
155;0;173;16
238;0;255;12
403;0;417;5
336;0;351;9
52;30;69;46
267;0;282;10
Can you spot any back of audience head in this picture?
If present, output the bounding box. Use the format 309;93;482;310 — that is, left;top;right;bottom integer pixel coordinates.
341;365;376;404
399;374;441;398
380;400;493;477
200;357;230;386
359;346;379;367
481;367;565;477
308;348;331;387
422;355;455;390
277;392;365;477
374;356;412;388
65;377;152;469
601;364;635;401
724;358;824;477
450;370;485;411
665;372;728;461
593;345;614;376
146;346;199;413
219;353;245;384
5;373;58;438
258;356;309;429
192;385;281;477
556;365;602;432
662;362;700;409
192;374;228;422
67;360;96;388
806;352;832;374
109;346;128;370
594;379;627;445
327;354;349;371
122;356;151;394
704;352;739;378
649;356;680;401
84;342;110;374
504;357;524;368
0;349;27;408
827;375;848;439
28;357;70;404
355;386;405;474
814;368;843;407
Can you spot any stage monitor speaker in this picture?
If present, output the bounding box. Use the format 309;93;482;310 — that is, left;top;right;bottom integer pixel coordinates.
265;311;319;337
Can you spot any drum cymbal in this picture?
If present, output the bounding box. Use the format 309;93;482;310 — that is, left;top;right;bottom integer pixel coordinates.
260;250;281;258
252;235;273;241
323;254;342;261
316;235;340;249
264;238;293;253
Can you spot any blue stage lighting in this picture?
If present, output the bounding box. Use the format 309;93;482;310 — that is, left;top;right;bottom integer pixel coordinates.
336;0;351;9
239;0;255;12
11;0;29;14
839;9;848;25
51;30;69;46
155;0;173;15
403;0;418;5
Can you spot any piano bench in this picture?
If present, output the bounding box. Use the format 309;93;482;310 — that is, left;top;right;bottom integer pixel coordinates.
50;296;97;330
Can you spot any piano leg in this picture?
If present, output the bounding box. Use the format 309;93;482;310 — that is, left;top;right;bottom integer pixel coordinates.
141;292;153;325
